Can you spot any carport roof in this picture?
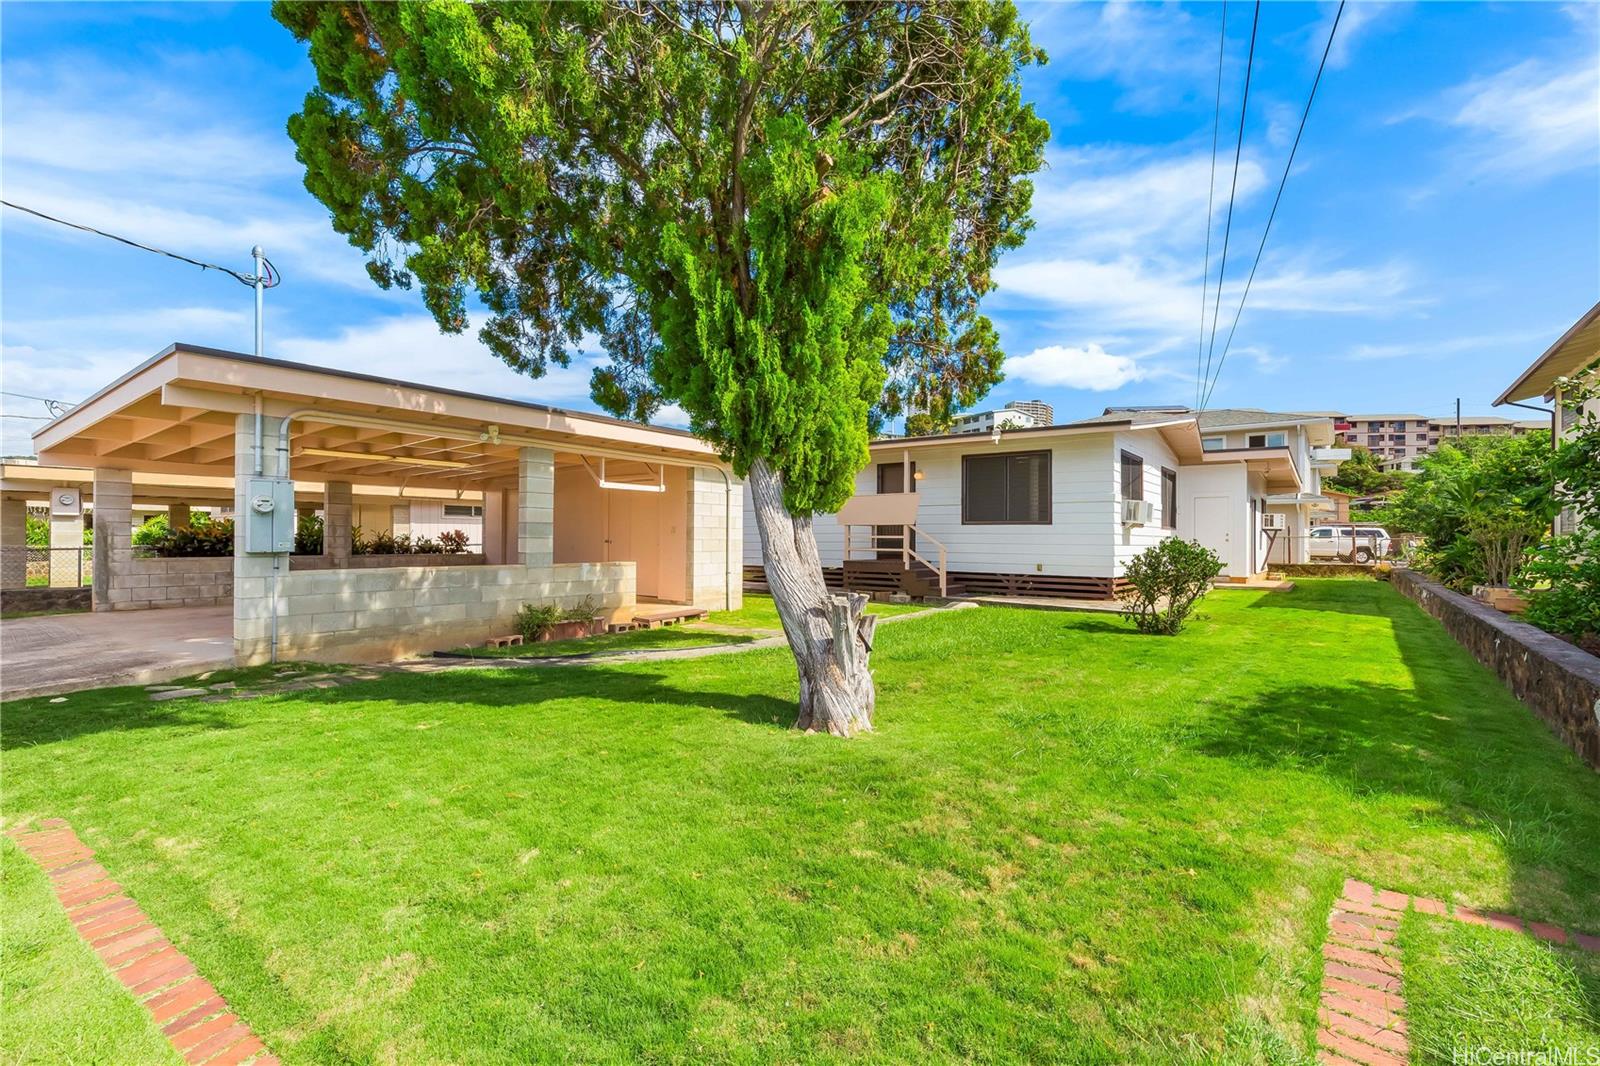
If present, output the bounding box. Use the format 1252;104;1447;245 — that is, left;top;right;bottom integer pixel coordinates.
33;343;723;489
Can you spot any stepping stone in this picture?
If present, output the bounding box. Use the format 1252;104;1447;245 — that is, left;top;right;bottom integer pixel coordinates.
146;686;183;692
149;688;207;702
208;682;236;692
48;697;67;704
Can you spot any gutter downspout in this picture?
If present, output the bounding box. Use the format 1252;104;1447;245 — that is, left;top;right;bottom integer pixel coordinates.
713;466;733;611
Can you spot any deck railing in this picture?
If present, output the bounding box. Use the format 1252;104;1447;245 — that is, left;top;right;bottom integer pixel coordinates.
841;523;949;596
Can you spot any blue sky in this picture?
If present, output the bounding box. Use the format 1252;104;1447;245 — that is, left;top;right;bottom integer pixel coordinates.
2;2;1596;455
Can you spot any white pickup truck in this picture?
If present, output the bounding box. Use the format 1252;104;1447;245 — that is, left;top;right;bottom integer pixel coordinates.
1308;524;1393;563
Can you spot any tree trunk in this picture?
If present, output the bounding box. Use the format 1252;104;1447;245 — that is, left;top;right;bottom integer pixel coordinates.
746;457;877;736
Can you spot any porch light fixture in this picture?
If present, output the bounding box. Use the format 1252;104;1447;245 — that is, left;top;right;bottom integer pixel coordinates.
298;447;470;470
913;469;926;481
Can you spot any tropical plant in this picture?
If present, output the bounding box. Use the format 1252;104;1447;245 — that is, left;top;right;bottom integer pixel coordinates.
24;511;47;547
275;1;1050;735
144;519;234;558
1520;361;1600;643
1118;538;1223;636
515;602;564;643
1324;445;1409;497
437;529;470;554
294;512;324;555
1387;433;1555;591
562;597;600;623
132;514;170;547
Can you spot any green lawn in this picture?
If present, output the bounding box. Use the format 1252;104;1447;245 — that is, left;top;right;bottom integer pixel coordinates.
4;580;1599;1063
705;591;926;630
1;840;181;1065
1400;912;1600;1062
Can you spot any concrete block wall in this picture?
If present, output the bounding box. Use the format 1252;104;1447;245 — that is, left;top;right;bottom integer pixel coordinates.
103;557;233;610
1;498;27;590
686;468;743;611
234;560;635;664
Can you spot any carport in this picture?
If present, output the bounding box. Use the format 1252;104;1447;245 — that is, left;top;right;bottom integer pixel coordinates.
29;344;741;666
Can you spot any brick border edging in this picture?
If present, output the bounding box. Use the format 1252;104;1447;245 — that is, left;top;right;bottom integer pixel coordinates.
1319;879;1600;1066
6;820;279;1066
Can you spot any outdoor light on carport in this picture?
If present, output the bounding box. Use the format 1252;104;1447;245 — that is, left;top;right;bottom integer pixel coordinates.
297;447;470;470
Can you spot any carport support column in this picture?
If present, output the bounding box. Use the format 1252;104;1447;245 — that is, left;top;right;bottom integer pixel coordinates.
234;413;287;666
91;469;133;610
517;448;554;568
324;481;353;564
49;497;85;590
685;468;742;612
1;497;27;590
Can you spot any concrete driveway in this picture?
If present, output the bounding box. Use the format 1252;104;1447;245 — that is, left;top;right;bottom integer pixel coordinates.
1;606;234;700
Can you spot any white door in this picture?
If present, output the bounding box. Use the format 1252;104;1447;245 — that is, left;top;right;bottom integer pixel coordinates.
1194;495;1233;575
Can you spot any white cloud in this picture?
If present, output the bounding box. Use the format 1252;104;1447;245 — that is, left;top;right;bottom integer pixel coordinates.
1005;343;1146;391
1031;149;1268;255
993;255;1415;332
1409;9;1599;183
652;403;691;429
1314;1;1402;70
1347;329;1548;362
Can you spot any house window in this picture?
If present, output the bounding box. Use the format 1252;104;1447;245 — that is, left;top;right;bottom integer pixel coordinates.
1161;468;1177;529
1201;435;1226;452
961;450;1051;524
1120;451;1144;501
443;504;483;517
1247;432;1287;448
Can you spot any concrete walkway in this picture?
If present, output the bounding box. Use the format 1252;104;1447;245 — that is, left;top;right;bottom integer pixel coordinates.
1;606;234;701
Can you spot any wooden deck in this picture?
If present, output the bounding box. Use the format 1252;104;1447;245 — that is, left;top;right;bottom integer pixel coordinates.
608;604;709;633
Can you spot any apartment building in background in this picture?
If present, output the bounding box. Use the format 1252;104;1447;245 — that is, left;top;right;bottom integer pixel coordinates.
1003;399;1054;426
1328;412;1546;471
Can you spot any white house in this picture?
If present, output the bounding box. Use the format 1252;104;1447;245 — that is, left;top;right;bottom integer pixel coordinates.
742;406;1348;598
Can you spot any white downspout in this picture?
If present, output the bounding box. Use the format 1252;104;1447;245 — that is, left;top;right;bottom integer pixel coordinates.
713;466;733;611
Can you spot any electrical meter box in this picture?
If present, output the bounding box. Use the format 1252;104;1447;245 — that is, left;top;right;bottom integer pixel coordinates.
243;477;296;554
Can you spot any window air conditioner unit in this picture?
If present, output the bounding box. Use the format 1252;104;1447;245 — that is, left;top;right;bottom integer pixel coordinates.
1121;498;1154;526
1262;512;1287;530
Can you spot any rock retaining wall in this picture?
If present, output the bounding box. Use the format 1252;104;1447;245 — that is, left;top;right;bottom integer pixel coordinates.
1390;567;1600;770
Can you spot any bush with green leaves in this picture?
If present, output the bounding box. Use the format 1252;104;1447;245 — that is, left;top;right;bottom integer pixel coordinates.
562;597;600;623
1520;361;1599;642
1387;433;1555;591
294;513;324;555
515;603;564;643
143;519;234;557
1118;538;1224;636
132;514;169;547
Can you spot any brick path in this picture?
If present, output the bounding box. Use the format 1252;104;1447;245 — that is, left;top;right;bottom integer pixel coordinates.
6;819;278;1066
1319;878;1600;1065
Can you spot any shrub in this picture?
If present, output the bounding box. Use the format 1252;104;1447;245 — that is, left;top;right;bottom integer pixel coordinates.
1520;530;1600;641
144;519;234;557
1119;538;1223;636
437;529;470;554
1520;359;1599;642
132;514;169;547
25;512;47;547
515;602;564;642
562;597;599;622
294;513;324;555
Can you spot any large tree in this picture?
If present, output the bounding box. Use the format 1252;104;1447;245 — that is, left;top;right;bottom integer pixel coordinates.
275;0;1048;735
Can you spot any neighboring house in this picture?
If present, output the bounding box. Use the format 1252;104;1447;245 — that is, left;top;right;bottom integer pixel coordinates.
1496;299;1600;535
742;406;1348;598
947;407;1039;435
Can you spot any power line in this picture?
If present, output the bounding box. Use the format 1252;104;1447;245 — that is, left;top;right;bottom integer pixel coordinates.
1;390;76;409
1195;2;1229;409
0;200;278;288
1199;1;1260;410
1201;2;1345;411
